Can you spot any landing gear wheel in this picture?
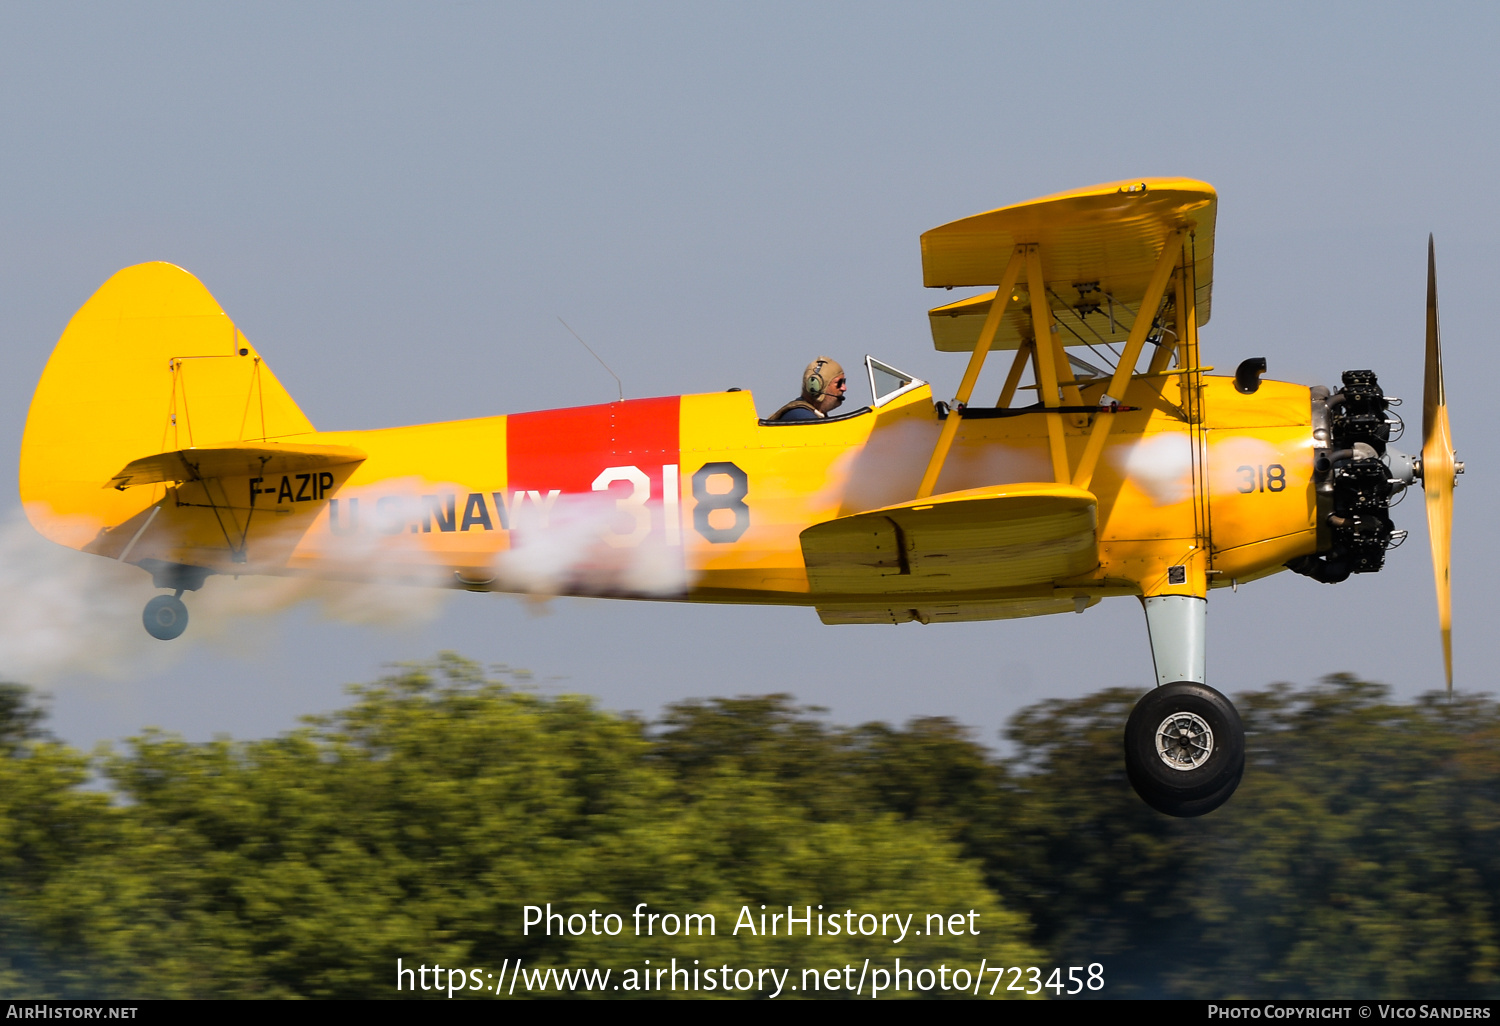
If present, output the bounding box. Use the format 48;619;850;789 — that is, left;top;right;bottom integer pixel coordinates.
1149;762;1245;819
1125;681;1245;818
143;594;188;641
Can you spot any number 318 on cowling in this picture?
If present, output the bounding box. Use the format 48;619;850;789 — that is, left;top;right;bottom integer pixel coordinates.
1236;464;1285;493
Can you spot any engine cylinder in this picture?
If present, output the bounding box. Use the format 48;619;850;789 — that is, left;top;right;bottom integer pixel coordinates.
1287;370;1397;583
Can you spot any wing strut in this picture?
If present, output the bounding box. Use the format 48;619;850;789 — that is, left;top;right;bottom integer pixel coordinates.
1071;230;1183;490
916;247;1025;498
917;230;1191;497
996;339;1034;407
1026;245;1072;483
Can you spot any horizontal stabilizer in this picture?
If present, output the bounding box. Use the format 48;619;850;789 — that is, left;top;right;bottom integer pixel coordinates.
109;442;366;489
800;483;1098;595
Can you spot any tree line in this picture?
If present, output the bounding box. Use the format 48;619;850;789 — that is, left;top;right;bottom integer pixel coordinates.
0;656;1495;998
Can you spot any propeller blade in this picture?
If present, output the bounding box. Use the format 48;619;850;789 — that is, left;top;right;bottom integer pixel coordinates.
1421;235;1456;690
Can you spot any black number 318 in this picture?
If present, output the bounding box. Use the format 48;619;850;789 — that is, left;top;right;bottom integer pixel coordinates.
1237;464;1286;493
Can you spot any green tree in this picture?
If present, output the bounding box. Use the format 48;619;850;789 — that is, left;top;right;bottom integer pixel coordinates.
13;659;1494;1000
974;687;1201;995
1166;677;1500;998
16;657;1035;998
0;685;136;997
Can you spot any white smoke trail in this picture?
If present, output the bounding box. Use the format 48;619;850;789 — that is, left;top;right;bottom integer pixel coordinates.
1117;433;1195;506
0;480;694;683
0;508;451;684
302;479;693;599
495;491;692;599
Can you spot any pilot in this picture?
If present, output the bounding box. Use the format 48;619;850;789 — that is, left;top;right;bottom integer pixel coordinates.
769;357;848;421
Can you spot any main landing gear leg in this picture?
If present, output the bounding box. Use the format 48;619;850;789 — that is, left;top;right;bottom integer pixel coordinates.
1126;596;1245;817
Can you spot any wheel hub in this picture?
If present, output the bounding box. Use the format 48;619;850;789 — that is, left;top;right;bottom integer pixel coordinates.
1154;712;1214;770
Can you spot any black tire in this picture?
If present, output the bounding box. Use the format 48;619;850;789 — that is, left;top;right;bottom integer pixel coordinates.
1137;760;1244;819
1125;681;1244;817
143;594;188;641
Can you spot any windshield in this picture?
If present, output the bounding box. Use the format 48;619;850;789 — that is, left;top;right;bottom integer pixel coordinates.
865;356;925;407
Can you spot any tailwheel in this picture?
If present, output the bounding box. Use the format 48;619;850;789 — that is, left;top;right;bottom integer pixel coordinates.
143;592;189;641
1124;681;1245;817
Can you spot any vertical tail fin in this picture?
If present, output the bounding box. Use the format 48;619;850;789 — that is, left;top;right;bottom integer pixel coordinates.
20;262;313;549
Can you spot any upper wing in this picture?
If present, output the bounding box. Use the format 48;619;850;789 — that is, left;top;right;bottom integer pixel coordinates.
108;442;366;489
921;177;1216;352
800;482;1098;595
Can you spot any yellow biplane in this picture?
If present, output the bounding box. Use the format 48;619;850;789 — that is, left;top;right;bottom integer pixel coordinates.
19;177;1460;816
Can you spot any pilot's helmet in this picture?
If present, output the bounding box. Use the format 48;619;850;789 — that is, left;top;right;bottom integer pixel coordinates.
802;357;845;402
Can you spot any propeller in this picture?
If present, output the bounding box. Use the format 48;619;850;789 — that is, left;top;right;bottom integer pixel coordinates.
1420;235;1463;690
